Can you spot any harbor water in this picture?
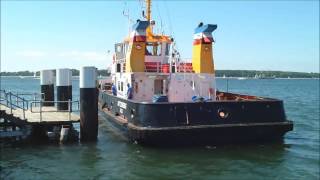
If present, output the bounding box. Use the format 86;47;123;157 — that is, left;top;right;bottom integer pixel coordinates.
1;77;319;179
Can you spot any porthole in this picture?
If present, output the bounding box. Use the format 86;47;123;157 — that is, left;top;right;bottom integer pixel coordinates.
217;109;229;119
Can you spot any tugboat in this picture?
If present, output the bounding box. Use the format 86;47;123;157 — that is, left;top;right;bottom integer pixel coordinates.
98;0;293;146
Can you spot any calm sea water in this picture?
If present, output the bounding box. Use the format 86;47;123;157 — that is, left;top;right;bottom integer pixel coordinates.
1;77;319;180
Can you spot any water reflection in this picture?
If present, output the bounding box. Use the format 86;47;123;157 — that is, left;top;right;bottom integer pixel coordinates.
1;77;319;179
120;139;289;179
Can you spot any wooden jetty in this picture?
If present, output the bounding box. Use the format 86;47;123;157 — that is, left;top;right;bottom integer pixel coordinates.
0;90;80;141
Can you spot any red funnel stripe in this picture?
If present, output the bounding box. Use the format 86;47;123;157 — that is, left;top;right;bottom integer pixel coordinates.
193;38;213;45
203;37;214;43
133;35;146;42
193;39;202;45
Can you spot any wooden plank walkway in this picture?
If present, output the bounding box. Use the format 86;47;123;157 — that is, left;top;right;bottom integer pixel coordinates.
0;104;80;123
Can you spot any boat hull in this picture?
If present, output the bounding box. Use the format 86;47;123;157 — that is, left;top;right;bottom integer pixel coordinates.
99;91;293;146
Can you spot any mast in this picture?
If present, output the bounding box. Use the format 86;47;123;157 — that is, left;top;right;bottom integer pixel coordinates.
146;0;152;36
146;0;151;22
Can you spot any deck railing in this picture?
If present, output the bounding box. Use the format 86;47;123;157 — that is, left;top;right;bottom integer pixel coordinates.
144;62;194;73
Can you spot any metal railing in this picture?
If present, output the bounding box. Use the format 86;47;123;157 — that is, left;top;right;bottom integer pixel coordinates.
0;89;79;122
14;92;44;102
0;90;7;105
30;100;80;122
144;62;194;73
0;90;29;119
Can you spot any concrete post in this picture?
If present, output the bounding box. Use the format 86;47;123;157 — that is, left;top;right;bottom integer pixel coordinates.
40;70;55;106
56;68;72;110
80;66;98;141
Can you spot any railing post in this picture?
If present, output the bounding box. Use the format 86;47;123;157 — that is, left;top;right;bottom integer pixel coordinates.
9;92;13;114
68;99;71;121
6;93;9;107
39;100;42;122
16;94;18;106
22;98;25;120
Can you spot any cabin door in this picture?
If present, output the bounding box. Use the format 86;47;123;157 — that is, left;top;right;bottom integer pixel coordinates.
154;79;164;95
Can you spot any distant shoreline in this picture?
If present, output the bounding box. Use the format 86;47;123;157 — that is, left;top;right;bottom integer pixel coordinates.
1;69;319;79
1;76;319;80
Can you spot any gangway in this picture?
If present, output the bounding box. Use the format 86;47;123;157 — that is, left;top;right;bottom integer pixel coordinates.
0;90;80;139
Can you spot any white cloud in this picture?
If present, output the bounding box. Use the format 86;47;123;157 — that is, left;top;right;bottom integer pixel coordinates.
57;50;108;61
16;50;109;61
17;50;47;57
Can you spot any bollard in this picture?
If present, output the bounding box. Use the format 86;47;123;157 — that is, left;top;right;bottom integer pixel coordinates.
40;70;55;106
80;66;98;141
56;68;72;110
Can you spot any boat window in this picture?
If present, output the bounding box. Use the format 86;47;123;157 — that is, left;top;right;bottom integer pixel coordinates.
116;45;122;53
118;82;120;91
165;43;170;56
115;43;126;60
146;42;161;56
116;64;121;72
121;82;123;92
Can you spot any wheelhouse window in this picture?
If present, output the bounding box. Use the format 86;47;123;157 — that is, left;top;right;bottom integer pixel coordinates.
145;42;162;56
165;43;170;56
116;64;121;72
115;43;128;60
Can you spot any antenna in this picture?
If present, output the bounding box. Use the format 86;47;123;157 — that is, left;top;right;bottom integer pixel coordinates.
122;2;133;35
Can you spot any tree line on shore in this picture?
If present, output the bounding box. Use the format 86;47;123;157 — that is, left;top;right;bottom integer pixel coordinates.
0;69;319;78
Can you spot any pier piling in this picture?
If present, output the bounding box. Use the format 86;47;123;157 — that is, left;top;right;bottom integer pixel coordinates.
80;66;98;141
40;70;55;106
56;68;72;110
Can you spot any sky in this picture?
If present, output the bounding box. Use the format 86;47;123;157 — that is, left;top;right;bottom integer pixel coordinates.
1;0;319;73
